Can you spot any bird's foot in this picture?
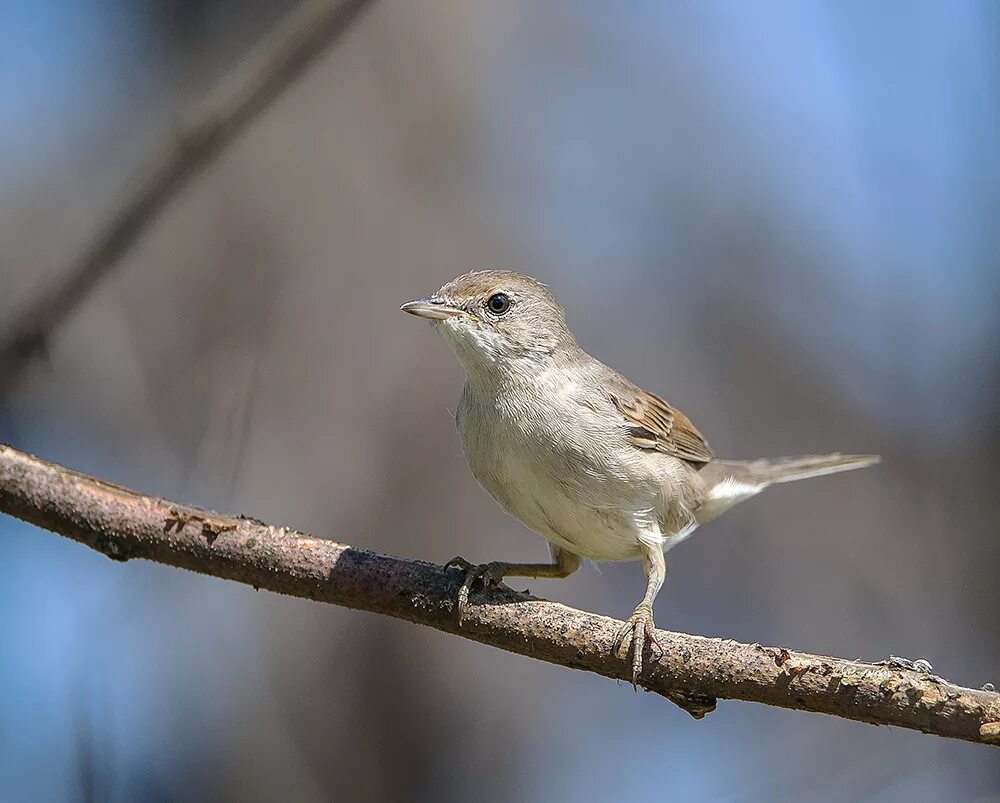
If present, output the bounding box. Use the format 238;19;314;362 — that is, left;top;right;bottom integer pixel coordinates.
613;602;664;689
442;557;507;624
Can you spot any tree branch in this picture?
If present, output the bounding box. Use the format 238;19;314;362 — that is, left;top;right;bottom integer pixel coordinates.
1;444;997;747
0;0;376;388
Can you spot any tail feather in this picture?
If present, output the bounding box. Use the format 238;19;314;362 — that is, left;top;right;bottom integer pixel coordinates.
717;453;881;485
696;453;879;525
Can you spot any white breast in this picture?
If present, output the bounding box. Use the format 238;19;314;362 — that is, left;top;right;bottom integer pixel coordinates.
456;378;695;562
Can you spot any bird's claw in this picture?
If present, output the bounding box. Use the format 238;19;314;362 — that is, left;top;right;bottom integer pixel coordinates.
442;556;506;624
613;603;663;689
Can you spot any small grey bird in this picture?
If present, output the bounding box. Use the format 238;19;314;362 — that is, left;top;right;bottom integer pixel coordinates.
401;270;878;684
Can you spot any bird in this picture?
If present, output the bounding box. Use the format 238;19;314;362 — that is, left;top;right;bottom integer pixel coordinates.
401;270;878;685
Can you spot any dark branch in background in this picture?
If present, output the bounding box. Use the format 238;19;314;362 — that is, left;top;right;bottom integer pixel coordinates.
2;445;998;747
0;0;376;388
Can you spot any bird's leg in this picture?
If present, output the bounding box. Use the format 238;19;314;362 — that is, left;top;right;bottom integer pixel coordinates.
443;546;580;624
613;545;666;688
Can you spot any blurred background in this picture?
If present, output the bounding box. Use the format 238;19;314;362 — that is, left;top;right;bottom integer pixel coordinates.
2;0;999;800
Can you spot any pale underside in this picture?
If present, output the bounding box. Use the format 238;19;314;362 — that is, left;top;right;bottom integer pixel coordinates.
458;390;728;562
452;335;738;563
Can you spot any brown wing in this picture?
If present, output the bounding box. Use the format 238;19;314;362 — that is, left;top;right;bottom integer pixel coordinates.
609;383;714;466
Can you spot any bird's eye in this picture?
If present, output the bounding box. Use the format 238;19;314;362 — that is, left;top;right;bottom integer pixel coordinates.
486;292;511;315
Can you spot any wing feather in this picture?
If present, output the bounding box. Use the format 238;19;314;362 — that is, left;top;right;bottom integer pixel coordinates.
609;383;714;466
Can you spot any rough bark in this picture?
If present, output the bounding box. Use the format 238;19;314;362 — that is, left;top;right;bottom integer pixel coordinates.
1;444;997;746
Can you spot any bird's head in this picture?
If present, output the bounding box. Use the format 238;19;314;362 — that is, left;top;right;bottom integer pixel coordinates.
401;270;574;378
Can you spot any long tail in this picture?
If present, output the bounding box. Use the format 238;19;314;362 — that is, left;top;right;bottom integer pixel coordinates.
715;453;881;484
696;453;879;524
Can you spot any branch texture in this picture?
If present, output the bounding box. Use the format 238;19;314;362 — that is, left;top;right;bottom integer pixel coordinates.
0;0;376;387
1;444;997;747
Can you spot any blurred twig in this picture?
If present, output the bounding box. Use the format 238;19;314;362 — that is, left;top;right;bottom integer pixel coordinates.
2;443;998;746
0;0;376;389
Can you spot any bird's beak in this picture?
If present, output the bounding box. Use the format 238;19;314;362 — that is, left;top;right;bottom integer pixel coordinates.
399;295;464;320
